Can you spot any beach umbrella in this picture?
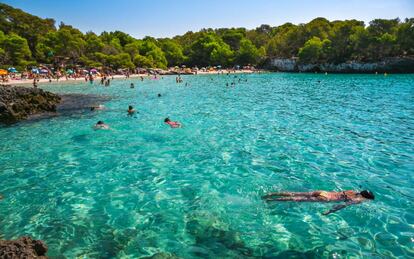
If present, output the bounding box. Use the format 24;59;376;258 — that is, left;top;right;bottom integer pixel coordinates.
40;69;49;74
8;67;18;73
0;69;8;75
90;68;98;73
66;69;74;74
31;68;40;74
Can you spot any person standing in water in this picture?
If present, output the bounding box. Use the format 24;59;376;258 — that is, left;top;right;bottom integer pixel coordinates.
88;74;94;84
262;190;375;215
33;78;38;88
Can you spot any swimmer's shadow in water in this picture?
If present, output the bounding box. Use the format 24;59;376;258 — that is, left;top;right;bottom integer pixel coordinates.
26;94;112;122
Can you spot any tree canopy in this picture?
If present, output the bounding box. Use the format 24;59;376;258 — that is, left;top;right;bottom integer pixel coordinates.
0;3;412;70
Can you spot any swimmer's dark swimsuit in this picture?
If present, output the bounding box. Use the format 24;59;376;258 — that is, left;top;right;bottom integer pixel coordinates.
341;191;351;202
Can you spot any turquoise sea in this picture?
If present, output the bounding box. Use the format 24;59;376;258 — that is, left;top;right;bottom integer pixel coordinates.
0;73;413;258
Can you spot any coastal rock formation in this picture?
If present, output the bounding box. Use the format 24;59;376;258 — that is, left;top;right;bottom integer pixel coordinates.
269;57;414;73
0;236;48;258
0;86;61;124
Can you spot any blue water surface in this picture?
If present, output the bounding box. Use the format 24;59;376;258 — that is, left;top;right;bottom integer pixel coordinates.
0;73;413;258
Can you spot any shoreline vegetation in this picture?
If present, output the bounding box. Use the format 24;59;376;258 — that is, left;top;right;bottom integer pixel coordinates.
0;3;413;80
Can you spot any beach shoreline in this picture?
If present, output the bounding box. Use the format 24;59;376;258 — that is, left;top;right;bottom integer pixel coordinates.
3;69;258;87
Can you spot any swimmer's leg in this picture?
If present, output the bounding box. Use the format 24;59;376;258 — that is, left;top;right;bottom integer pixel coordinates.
262;191;317;199
264;196;321;202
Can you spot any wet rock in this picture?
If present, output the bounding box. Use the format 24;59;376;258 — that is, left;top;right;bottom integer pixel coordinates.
0;236;48;258
0;86;61;124
141;252;181;259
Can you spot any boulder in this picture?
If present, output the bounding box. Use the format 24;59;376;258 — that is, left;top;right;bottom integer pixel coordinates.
0;86;61;124
0;236;48;258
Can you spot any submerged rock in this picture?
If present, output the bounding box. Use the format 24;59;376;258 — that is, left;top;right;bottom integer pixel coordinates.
141;252;181;259
0;86;61;124
185;212;253;257
0;236;48;258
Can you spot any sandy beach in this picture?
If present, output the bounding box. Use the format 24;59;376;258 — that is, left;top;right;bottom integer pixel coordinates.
4;69;257;86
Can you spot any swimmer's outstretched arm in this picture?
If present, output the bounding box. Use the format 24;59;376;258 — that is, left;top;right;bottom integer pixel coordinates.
322;201;360;215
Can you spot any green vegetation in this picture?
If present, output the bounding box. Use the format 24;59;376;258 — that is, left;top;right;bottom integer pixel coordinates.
0;3;413;70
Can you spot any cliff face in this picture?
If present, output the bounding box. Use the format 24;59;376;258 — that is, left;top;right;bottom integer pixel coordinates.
0;86;61;124
269;57;414;73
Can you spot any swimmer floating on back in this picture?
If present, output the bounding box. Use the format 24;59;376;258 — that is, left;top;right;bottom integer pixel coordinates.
262;190;375;215
164;117;181;128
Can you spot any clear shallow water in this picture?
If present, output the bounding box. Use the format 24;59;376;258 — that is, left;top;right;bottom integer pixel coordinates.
0;73;413;258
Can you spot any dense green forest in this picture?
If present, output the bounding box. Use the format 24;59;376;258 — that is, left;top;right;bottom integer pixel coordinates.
0;3;413;70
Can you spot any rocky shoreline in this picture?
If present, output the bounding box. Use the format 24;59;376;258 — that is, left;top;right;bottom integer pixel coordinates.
0;86;110;124
269;56;414;73
0;86;61;124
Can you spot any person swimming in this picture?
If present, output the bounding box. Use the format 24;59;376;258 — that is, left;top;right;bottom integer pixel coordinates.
262;190;375;215
164;117;181;128
94;120;109;130
90;104;105;111
130;83;134;88
127;105;136;116
158;93;162;97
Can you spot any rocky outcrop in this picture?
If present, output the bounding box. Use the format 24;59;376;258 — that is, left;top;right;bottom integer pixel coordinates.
0;236;48;258
269;57;414;73
0;86;61;124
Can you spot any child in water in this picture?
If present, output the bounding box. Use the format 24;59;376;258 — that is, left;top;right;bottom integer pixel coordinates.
164;118;181;128
262;190;375;215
